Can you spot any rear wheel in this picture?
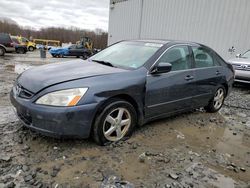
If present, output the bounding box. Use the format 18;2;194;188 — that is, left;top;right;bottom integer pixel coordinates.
205;87;225;113
58;54;64;58
28;46;34;51
0;47;5;56
93;99;137;145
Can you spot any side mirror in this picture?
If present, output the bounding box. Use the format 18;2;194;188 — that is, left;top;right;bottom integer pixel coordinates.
236;54;241;58
151;62;172;74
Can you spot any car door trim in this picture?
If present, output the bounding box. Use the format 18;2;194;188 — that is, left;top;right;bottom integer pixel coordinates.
147;93;209;109
147;95;193;108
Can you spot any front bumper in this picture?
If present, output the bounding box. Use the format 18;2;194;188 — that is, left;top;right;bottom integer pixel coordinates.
234;70;250;84
10;90;97;138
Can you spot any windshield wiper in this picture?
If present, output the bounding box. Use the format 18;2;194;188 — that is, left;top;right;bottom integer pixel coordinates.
92;60;115;67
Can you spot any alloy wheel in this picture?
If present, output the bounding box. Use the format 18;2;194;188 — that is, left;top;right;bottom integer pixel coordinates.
213;88;224;110
103;107;131;142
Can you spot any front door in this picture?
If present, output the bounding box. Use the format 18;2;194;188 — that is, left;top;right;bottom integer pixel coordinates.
145;45;196;118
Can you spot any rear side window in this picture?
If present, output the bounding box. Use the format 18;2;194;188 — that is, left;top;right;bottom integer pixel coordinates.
157;46;191;71
192;47;217;68
0;34;11;43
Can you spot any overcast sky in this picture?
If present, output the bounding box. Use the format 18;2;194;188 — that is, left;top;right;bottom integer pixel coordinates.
0;0;109;31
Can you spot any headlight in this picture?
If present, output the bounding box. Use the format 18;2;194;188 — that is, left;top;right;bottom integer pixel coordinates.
35;88;88;106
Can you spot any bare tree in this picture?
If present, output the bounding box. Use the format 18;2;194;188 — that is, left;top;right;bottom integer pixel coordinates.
0;21;108;49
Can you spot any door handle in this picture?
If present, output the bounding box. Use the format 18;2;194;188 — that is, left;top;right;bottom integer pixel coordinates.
216;70;221;75
185;75;194;81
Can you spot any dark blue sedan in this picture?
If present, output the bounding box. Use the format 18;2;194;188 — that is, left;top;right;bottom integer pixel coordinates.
10;40;234;145
49;44;91;58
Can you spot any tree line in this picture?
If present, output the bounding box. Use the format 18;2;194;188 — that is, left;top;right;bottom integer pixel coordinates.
0;21;108;49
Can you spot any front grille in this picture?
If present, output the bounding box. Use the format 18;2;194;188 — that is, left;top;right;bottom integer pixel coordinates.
233;64;250;71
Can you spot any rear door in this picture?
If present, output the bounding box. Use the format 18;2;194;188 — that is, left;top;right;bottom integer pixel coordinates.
145;45;196;118
190;45;224;107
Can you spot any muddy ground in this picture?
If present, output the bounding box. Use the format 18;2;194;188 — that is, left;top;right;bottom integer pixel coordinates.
0;51;250;188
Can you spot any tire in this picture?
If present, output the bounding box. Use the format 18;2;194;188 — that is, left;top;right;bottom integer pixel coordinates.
205;86;226;113
52;54;56;58
0;47;5;56
93;99;137;145
28;46;34;51
82;53;89;60
58;54;64;58
17;48;25;54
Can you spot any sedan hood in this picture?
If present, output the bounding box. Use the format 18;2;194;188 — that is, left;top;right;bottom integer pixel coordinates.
18;59;127;93
228;58;250;65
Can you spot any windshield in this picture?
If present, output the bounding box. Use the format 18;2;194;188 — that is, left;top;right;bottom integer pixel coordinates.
241;50;250;58
90;41;162;69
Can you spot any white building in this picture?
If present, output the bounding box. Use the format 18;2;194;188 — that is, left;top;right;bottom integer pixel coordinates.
108;0;250;60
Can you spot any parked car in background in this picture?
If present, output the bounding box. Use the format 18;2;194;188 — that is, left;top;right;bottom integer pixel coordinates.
49;44;91;59
228;50;250;83
17;36;36;51
36;44;45;50
0;33;15;56
11;36;28;54
10;40;234;145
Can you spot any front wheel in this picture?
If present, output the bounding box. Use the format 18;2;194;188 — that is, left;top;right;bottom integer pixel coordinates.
28;46;34;51
82;53;89;60
93;99;137;145
205;87;226;113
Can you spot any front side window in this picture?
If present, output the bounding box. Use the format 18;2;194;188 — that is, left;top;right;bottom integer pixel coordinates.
90;41;162;69
69;45;76;49
157;46;191;71
192;47;215;68
76;45;83;49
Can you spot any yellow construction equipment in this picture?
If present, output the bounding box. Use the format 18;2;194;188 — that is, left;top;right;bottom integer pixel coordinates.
33;39;60;49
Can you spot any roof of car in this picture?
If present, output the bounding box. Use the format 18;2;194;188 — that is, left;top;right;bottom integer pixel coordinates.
129;39;200;46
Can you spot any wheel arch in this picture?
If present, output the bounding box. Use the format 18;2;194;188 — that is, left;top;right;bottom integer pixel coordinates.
0;44;6;51
221;82;228;96
91;94;142;132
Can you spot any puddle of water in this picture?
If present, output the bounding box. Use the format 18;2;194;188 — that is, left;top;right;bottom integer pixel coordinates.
186;163;235;188
216;128;250;156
